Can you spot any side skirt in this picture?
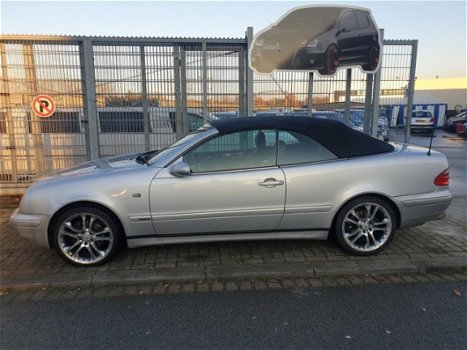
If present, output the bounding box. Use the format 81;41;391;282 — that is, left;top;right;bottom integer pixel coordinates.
126;230;329;249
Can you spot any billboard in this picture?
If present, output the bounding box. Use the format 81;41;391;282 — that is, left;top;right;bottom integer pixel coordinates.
249;5;381;76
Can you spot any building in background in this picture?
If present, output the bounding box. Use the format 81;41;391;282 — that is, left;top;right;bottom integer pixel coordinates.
414;77;467;111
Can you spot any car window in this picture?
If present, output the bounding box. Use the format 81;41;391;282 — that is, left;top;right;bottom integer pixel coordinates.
169;112;205;133
187;113;204;132
147;126;214;165
99;111;145;133
278;130;337;166
355;11;370;29
184;129;277;173
339;11;358;32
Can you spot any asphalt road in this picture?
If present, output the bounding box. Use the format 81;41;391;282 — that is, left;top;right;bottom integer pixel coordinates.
1;281;465;349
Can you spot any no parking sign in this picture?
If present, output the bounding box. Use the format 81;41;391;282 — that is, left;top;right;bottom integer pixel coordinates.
32;95;56;118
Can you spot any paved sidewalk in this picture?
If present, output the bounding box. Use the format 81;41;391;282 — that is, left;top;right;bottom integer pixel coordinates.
1;198;466;291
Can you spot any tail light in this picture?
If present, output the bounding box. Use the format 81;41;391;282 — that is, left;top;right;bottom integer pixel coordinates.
434;169;449;186
430;117;435;123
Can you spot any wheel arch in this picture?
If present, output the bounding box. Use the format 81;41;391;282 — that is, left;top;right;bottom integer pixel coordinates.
47;201;127;249
330;193;401;237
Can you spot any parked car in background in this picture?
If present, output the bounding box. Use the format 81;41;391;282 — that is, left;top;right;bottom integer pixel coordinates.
255;108;293;117
306;109;389;141
456;122;467;137
346;109;389;141
212;111;239;120
444;111;467;133
11;117;451;266
410;110;435;133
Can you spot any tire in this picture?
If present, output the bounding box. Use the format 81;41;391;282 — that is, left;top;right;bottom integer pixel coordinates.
334;196;397;256
318;44;339;75
51;206;123;266
362;45;380;71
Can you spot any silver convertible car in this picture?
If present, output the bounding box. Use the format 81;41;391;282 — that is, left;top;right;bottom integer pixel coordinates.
10;117;452;266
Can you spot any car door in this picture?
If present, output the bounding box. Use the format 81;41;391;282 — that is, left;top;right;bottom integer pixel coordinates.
149;129;286;235
274;130;339;231
355;11;375;56
336;10;361;60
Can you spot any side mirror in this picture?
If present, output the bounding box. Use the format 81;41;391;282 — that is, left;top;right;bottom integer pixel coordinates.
337;27;349;36
170;161;191;177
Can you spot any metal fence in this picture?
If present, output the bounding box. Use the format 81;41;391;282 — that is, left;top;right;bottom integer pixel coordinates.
0;30;417;194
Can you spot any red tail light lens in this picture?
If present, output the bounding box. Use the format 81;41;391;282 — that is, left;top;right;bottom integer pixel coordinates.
434;169;449;186
430;117;435;123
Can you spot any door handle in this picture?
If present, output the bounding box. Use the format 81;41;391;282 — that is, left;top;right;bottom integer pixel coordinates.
259;178;284;188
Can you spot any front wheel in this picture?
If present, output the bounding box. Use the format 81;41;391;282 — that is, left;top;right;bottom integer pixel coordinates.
51;206;122;266
318;44;339;75
334;196;397;255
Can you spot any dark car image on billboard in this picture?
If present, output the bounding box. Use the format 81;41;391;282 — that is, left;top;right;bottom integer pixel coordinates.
249;6;381;75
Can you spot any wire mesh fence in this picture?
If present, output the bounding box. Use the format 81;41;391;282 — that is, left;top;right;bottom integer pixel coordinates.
0;41;86;186
0;34;416;189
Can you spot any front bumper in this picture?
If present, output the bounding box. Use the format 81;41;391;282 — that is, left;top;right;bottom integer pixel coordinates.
393;190;452;228
9;209;50;248
292;49;326;70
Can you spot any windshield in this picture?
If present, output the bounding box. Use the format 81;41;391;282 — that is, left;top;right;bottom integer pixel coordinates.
147;125;213;165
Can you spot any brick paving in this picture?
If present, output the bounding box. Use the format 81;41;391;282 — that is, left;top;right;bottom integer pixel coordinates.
0;197;466;292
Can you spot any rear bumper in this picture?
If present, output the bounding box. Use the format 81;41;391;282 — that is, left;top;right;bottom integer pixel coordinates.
393;190;452;228
411;124;434;131
9;209;50;248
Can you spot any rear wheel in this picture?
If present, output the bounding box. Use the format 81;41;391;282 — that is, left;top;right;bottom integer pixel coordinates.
334;196;397;255
318;44;339;75
51;206;122;266
362;45;380;71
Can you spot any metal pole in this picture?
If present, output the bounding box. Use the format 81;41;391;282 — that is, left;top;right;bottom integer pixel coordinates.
344;69;352;126
363;74;373;134
173;45;183;139
202;41;208;122
307;72;314;117
180;46;188;135
79;38;100;160
140;45;150;151
238;47;245;118
245;27;254;116
405;40;418;143
0;43;18;182
139;45;151;151
371;29;384;138
23;43;46;176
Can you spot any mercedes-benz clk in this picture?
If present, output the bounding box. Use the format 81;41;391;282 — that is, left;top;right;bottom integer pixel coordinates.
10;117;452;266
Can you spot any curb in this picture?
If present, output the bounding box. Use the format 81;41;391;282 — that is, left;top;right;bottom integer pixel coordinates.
1;257;466;291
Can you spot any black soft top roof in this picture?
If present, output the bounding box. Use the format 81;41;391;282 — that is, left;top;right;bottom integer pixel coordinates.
209;116;394;158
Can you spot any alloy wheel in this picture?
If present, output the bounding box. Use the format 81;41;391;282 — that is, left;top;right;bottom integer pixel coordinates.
341;202;392;253
57;212;114;265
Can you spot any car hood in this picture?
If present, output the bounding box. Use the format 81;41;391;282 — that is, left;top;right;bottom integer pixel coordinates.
54;153;144;177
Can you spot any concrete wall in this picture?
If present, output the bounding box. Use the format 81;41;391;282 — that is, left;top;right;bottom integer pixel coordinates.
414;89;466;110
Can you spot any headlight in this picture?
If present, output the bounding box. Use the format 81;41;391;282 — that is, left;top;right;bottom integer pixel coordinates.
306;39;319;48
